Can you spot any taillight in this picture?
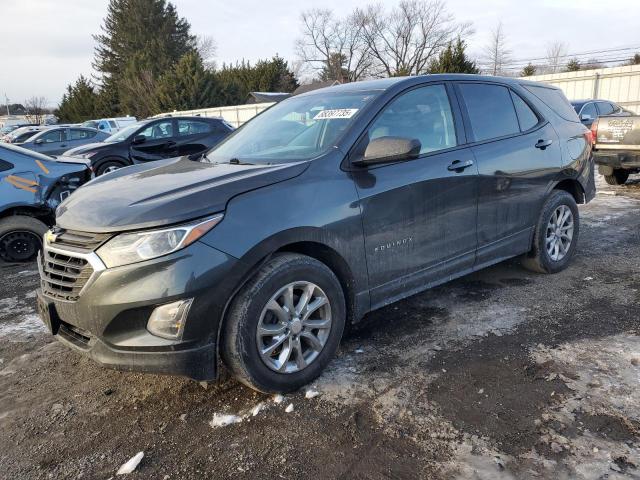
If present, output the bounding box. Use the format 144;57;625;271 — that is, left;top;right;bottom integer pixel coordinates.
589;119;598;146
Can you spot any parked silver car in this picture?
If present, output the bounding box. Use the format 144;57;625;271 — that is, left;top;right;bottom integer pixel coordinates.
16;127;109;156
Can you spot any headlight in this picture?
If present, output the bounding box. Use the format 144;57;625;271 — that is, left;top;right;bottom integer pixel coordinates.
80;151;99;159
96;214;223;268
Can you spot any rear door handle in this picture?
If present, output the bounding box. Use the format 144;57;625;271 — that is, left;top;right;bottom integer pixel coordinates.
535;139;553;149
447;159;474;172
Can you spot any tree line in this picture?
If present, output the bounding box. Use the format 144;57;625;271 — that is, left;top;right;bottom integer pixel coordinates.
56;0;640;123
57;0;299;122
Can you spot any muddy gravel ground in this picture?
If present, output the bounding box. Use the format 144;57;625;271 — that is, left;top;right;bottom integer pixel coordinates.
1;175;640;479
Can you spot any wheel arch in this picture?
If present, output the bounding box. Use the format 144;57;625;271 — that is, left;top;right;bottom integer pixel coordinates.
552;178;586;204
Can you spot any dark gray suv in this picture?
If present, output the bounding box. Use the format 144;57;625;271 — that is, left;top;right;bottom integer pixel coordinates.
36;75;595;392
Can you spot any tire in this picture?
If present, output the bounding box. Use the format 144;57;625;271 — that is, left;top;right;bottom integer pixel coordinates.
522;190;580;274
96;160;126;176
221;253;346;393
0;216;48;263
604;169;629;186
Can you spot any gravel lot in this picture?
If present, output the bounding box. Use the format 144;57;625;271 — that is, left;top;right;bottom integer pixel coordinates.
1;175;639;479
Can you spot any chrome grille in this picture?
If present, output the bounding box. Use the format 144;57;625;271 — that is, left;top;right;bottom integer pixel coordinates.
39;249;94;301
48;229;111;254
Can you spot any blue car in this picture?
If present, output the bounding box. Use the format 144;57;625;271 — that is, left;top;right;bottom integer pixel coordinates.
0;143;91;262
16;126;109;156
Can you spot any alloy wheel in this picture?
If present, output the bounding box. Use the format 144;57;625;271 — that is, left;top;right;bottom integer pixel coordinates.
545;205;574;262
256;281;332;373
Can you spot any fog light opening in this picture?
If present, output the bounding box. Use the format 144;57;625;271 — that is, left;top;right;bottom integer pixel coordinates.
147;298;193;340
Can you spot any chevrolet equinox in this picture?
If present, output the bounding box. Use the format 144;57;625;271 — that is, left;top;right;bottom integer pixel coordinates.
36;75;595;393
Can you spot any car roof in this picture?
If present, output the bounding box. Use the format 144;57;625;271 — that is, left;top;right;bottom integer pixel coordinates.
298;74;559;97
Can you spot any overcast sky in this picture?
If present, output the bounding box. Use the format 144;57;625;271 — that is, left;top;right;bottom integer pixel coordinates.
1;0;639;108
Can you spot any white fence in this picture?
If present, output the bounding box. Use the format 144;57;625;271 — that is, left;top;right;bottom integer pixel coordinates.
525;65;640;113
153;102;274;128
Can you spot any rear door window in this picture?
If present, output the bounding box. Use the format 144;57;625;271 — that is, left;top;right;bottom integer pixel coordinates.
69;129;96;140
0;159;13;171
139;120;173;139
596;102;615;115
368;84;457;154
177;120;212;136
458;83;520;142
510;91;540;132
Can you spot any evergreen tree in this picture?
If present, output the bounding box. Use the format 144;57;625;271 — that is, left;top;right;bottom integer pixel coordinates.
521;63;537;77
93;0;196;115
156;52;219;111
565;59;581;72
55;76;100;122
427;39;479;74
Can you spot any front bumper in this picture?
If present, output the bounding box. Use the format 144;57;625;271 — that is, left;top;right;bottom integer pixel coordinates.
36;240;240;381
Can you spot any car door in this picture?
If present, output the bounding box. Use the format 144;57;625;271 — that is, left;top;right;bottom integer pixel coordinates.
129;119;178;162
34;128;69;155
351;83;478;307
175;119;215;157
455;82;561;267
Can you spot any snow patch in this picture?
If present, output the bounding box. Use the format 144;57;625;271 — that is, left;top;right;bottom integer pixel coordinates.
0;314;46;340
209;413;243;428
305;388;320;399
116;451;144;475
285;403;294;413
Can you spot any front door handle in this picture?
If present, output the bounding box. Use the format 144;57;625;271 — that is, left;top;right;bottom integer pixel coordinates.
447;159;474;172
535;139;553;149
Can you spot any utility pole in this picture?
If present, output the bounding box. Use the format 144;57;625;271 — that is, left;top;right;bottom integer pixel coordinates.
3;94;9;116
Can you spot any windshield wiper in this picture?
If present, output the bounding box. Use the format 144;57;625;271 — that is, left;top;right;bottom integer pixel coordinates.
229;158;255;165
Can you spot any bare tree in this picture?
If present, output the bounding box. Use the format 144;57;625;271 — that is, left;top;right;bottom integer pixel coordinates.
482;22;511;76
545;41;568;74
296;8;372;82
197;35;217;70
356;0;469;77
24;96;48;125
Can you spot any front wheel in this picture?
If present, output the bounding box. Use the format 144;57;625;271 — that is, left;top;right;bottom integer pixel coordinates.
604;169;629;186
96;160;126;176
0;216;48;263
522;190;579;274
221;253;346;393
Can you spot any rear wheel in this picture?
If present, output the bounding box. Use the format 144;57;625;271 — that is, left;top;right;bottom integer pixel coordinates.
604;169;629;186
221;253;346;393
0;216;48;263
522;190;579;274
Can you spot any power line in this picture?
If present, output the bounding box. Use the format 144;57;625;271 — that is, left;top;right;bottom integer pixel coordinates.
508;44;640;65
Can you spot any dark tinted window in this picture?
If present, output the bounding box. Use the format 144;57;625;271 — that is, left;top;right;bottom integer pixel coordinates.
368;84;457;154
510;92;539;131
0;159;13;171
40;129;65;143
596;101;615;115
459;83;519;141
525;85;580;122
15;131;38;143
69;128;96;140
580;102;597;119
109;120;117;128
177;119;212;136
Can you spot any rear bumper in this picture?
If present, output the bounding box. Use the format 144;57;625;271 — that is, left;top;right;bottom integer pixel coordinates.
594;151;640;171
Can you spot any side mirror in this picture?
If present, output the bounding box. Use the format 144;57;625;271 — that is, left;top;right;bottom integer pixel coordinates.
34;138;44;145
581;114;592;122
352;136;422;166
132;134;146;145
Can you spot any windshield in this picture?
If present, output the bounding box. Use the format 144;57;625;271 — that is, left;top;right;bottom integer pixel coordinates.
206;90;380;164
104;122;146;143
571;102;585;114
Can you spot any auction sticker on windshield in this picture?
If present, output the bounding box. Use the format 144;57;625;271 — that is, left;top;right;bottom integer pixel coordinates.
313;109;359;120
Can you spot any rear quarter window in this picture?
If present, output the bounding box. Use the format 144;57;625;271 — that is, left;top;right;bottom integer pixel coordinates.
458;83;520;142
524;85;580;122
0;159;14;172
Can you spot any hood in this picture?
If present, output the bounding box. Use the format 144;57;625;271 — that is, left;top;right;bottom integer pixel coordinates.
55;157;308;233
64;142;113;156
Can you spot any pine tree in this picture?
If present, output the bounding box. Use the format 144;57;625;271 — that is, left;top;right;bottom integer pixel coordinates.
427;39;479;74
92;0;196;115
55;76;100;122
156;52;219;111
565;59;581;72
521;64;537;77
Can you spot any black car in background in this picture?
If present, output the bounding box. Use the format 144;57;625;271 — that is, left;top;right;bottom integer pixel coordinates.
62;116;234;176
571;99;633;128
